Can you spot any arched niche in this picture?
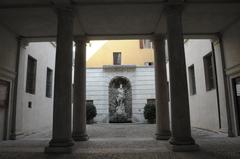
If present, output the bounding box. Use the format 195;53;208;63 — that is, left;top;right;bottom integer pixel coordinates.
109;76;132;123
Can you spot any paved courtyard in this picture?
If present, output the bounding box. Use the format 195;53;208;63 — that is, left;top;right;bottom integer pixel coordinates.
0;123;240;159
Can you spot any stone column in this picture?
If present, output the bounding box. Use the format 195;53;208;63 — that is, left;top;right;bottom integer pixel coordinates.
165;5;198;151
45;7;74;153
72;37;89;141
153;35;171;140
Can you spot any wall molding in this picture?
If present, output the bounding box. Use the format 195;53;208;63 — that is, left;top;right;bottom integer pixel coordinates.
0;67;16;80
226;64;240;76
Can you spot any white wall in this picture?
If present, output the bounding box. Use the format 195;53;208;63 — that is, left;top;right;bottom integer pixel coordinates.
86;66;155;123
0;25;18;141
16;42;55;136
184;40;220;131
134;67;155;122
86;68;106;122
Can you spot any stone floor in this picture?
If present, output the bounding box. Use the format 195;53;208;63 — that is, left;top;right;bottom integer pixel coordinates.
0;123;240;159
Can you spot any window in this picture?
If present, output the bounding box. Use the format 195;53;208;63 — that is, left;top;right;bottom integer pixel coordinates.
147;99;155;105
203;52;216;91
188;65;196;95
113;52;121;65
26;55;37;94
139;39;153;49
46;68;53;98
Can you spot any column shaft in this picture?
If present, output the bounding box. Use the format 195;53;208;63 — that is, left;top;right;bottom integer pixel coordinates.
45;7;74;153
72;38;88;141
153;35;171;140
166;5;198;151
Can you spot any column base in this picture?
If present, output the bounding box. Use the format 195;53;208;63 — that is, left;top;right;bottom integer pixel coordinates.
156;132;171;140
169;136;195;145
45;146;73;153
167;136;199;152
167;143;199;152
10;131;24;140
45;139;74;154
72;133;89;141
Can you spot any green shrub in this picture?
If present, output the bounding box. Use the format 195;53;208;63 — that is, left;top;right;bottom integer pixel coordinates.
86;103;97;122
143;103;156;123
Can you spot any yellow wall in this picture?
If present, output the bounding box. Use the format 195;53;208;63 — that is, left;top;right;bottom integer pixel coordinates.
87;40;154;67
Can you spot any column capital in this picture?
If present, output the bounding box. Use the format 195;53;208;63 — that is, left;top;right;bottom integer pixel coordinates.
19;39;29;49
153;34;166;41
74;36;89;46
164;4;184;16
54;5;75;18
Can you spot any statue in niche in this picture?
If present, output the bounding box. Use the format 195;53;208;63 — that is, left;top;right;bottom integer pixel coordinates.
109;76;132;123
115;84;126;116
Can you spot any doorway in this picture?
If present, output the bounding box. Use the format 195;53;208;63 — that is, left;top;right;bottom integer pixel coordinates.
0;79;10;141
232;77;240;135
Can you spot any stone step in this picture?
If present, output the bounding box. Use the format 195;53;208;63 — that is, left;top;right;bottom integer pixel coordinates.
1;137;240;159
1;150;240;159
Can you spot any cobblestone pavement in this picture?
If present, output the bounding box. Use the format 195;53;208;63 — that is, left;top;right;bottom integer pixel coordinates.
0;123;240;159
18;123;227;140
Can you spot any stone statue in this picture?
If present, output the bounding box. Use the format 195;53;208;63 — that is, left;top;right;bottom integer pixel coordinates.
115;84;126;115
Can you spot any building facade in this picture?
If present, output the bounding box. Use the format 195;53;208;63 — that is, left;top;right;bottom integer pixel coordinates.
15;42;56;137
2;38;232;139
85;39;229;133
185;39;228;132
86;66;155;123
86;40;156;123
0;36;234;141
